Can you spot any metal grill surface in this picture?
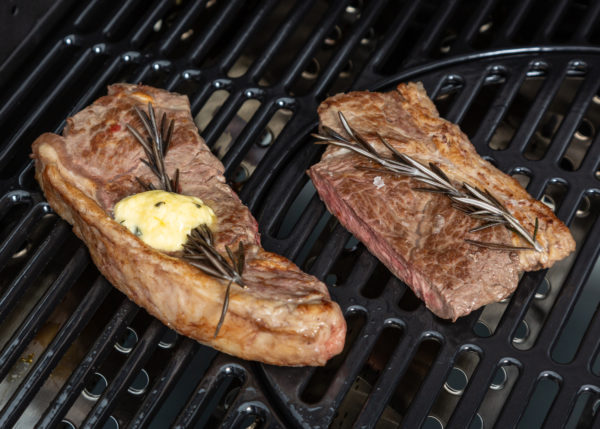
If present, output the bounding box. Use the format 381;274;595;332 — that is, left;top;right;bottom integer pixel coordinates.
1;1;600;428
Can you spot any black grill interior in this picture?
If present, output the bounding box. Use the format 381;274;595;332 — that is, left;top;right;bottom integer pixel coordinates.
2;0;600;428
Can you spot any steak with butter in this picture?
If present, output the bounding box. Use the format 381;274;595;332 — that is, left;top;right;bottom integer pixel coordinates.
31;83;346;366
308;82;575;320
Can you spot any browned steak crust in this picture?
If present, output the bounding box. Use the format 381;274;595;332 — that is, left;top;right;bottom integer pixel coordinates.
308;82;575;320
32;84;346;366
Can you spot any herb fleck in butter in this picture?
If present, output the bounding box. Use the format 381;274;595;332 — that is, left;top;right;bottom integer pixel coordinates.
114;190;216;251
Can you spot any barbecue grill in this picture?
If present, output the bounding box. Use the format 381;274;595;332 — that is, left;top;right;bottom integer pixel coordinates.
1;0;600;427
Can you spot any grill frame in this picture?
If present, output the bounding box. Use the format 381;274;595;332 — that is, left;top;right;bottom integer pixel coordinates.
2;1;600;428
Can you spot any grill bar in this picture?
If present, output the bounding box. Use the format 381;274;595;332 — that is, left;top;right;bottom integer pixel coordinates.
459;0;499;47
446;356;497;428
313;0;386;98
81;320;165;428
218;0;278;71
158;0;208;56
221;102;276;173
444;73;485;124
353;335;447;428
280;1;348;89
493;271;547;340
513;64;569;153
246;0;316;82
574;304;600;365
470;63;528;147
0;247;89;382
187;0;245;64
545;68;600;163
0;40;64;122
593;401;600;429
368;0;420;71
499;0;534;42
0;204;49;267
410;0;460;61
536;223;600;348
37;299;139;428
170;361;236;428
490;365;538;429
540;379;580;429
578;127;600;172
103;0;143;39
66;56;124;117
130;0;173;48
0;49;94;171
128;339;199;429
574;1;600;42
535;0;571;42
0;223;71;324
555;188;586;226
399;347;457;429
0;277;112;428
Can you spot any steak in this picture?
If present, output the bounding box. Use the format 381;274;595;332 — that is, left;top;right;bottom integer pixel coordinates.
31;83;346;366
308;82;575;320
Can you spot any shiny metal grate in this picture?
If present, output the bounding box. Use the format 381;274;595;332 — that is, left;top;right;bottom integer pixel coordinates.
2;0;600;428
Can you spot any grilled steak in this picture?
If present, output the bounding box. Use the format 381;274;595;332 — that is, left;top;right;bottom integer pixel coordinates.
31;83;345;366
308;82;575;320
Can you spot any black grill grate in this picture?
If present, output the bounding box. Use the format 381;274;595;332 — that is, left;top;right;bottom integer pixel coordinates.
2;0;600;428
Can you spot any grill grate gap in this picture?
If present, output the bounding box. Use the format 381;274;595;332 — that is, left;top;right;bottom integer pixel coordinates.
300;311;367;404
210;99;261;160
475;362;520;428
226;1;297;80
428;0;480;60
426;349;481;428
511;189;591;351
139;345;216;428
275;179;315;239
552;208;600;363
330;323;403;428
459;68;507;138
433;75;464;119
74;0;126;33
378;0;441;75
551;0;589;43
469;0;518;50
376;338;441;427
516;373;560;428
257;0;331;90
297;211;334;270
488;69;546;151
359;262;391;300
512;0;553;44
560;89;600;171
523;74;585;161
564;388;600;429
187;371;244;428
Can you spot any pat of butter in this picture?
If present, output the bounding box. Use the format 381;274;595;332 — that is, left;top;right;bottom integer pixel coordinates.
114;190;216;252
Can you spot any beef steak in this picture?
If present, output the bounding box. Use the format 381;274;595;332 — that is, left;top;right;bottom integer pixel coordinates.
308;82;575;320
32;83;346;366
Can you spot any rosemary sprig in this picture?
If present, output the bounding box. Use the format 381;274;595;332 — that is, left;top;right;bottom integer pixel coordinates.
127;103;246;336
183;225;246;337
127;103;178;192
312;111;543;252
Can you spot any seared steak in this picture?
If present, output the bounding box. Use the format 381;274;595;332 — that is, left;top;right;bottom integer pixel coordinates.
308;82;575;320
32;83;345;366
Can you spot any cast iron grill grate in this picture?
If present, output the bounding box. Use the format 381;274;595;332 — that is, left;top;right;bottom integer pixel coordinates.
1;0;600;428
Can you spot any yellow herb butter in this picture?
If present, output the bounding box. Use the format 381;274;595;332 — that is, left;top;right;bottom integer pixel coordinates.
114;190;216;252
